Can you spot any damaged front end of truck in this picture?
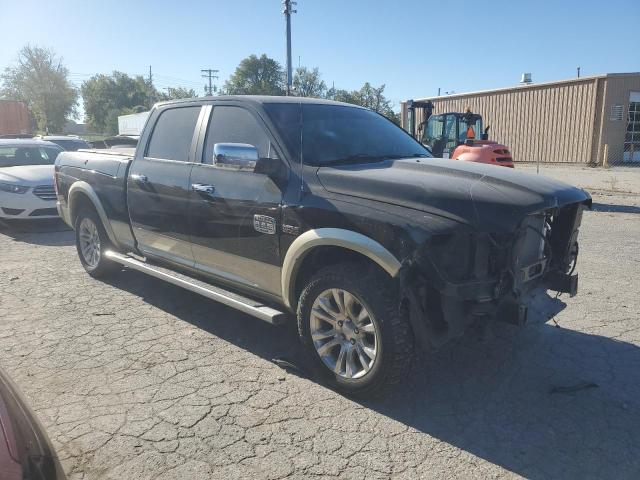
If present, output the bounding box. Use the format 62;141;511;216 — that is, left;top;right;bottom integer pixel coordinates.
400;199;591;350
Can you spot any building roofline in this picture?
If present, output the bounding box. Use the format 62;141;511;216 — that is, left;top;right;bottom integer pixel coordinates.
405;72;640;103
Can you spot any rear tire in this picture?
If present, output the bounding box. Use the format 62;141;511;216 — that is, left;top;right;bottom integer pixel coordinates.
74;208;119;278
297;263;414;397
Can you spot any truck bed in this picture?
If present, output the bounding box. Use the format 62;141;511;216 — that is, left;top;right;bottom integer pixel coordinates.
55;149;135;250
61;148;133;175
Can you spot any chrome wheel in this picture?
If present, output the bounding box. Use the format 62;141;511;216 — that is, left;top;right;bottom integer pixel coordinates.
78;217;101;268
310;288;379;380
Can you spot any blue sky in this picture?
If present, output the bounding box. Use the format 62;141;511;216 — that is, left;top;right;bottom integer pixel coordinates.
1;0;638;118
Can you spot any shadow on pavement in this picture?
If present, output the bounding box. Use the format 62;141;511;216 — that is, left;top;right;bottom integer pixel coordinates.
102;269;640;479
591;202;640;214
0;219;74;246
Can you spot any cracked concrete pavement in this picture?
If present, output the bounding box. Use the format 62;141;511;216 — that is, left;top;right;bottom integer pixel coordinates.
0;192;638;479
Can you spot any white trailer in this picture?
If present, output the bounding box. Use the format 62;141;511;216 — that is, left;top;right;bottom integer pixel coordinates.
117;111;150;136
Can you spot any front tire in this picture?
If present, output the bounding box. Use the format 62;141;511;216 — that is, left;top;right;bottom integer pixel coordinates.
297;263;414;397
74;208;119;277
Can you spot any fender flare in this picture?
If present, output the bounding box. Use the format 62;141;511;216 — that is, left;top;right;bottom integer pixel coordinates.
281;228;402;310
67;181;119;247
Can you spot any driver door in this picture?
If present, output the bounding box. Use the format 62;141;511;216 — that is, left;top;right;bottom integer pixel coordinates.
188;104;285;296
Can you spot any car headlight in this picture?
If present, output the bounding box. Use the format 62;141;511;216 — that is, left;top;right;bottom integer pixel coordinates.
0;182;30;194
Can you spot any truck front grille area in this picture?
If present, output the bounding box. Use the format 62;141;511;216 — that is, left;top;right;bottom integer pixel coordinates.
33;185;56;201
512;204;585;290
402;202;587;349
419;203;586;300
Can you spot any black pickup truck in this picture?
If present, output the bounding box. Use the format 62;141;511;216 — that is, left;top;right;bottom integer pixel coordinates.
55;96;590;396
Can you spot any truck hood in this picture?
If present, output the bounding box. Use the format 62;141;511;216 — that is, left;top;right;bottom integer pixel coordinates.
0;165;54;186
316;158;591;232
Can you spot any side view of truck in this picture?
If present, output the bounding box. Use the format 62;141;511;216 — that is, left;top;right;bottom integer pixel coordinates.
55;96;590;396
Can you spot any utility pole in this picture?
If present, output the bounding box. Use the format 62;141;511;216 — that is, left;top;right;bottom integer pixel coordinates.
282;0;297;95
201;69;219;96
148;66;153;85
437;87;441;96
577;66;581;78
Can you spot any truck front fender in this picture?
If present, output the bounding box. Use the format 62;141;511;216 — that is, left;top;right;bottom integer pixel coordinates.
281;228;402;310
67;181;120;247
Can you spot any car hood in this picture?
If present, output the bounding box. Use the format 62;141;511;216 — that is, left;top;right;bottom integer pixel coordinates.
0;165;54;186
316;158;591;232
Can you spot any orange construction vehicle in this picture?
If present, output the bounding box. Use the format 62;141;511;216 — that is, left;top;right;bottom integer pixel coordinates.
406;100;514;168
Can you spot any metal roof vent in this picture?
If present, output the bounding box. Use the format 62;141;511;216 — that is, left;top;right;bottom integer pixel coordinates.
520;73;532;84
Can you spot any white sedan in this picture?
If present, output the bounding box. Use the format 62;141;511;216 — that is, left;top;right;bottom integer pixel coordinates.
0;139;63;220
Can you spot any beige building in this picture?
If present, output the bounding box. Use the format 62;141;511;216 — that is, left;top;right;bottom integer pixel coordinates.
401;73;640;165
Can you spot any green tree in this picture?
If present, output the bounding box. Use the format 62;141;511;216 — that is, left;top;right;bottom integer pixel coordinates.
159;86;198;101
326;82;399;125
353;83;399;125
81;72;157;134
325;87;358;104
0;45;78;133
223;54;285;96
293;67;326;98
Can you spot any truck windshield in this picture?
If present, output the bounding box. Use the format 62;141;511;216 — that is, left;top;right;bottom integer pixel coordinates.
264;103;431;166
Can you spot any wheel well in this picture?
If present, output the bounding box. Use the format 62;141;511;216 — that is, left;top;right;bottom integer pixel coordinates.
292;245;393;308
70;192;97;227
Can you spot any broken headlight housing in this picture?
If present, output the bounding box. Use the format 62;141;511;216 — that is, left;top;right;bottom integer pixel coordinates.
427;231;505;283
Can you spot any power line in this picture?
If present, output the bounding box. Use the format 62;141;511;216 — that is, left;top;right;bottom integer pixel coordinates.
153;77;201;86
201;69;219;96
69;71;204;89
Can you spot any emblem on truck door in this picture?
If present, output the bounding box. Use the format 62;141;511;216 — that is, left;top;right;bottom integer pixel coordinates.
281;224;300;235
253;215;276;235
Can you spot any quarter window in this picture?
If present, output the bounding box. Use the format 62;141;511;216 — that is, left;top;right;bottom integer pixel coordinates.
146;106;201;161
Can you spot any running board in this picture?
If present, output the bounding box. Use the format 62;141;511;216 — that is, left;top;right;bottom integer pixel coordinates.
105;251;288;325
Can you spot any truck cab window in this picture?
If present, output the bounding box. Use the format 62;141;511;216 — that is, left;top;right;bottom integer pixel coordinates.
146;106;201;161
203;106;271;164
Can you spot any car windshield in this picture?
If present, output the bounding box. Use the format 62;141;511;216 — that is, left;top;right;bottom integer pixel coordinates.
0;146;62;167
264;103;431;166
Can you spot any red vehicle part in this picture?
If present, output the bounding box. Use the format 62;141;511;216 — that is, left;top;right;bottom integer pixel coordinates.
452;140;514;168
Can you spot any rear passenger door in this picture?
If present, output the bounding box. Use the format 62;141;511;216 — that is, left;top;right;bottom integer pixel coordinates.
188;104;284;296
128;105;204;267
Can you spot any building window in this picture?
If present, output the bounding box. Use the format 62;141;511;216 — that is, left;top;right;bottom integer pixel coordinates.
624;93;640;162
610;104;623;121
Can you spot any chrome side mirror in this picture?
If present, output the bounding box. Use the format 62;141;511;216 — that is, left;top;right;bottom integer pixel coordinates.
213;143;258;171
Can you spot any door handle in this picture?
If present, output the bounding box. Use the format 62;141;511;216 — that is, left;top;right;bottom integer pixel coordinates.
131;173;148;183
192;183;215;195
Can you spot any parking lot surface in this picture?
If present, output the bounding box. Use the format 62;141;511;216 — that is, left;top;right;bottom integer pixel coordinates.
0;193;638;479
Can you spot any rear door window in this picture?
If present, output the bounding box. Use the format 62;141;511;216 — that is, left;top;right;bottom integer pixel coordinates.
146;106;201;161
